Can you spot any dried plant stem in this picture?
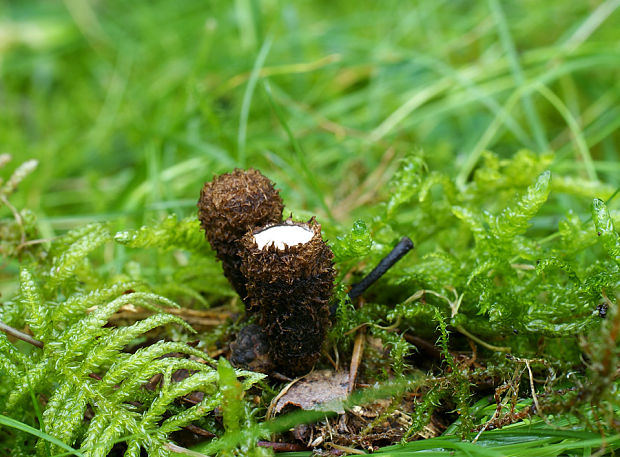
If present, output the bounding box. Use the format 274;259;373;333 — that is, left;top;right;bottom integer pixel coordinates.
0;321;44;348
525;360;541;414
331;236;414;317
348;328;366;393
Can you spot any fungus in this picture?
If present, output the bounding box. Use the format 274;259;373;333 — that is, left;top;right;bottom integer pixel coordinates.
197;169;284;304
198;169;412;377
240;218;335;376
229;324;275;373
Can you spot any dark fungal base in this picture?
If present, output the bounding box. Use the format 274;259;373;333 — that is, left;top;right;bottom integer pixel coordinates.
240;219;335;376
229;324;275;374
197;169;283;305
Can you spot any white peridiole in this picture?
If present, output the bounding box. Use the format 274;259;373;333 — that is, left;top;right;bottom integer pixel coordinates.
254;224;314;250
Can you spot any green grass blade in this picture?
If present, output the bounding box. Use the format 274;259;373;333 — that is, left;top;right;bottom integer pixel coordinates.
262;79;334;221
488;0;548;152
0;414;83;457
534;83;596;180
238;36;272;168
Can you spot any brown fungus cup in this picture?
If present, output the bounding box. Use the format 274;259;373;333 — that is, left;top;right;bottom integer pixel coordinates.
240;218;335;376
197;169;284;305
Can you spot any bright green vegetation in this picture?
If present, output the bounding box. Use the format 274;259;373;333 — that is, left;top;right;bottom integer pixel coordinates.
1;1;620;456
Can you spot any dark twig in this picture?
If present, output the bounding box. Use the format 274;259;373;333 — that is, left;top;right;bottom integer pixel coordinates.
331;237;414;317
348;236;414;300
0;321;44;348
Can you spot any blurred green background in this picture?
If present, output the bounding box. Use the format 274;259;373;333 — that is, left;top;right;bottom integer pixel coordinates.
1;0;619;234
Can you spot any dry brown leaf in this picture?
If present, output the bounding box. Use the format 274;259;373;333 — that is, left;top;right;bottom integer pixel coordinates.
271;370;349;415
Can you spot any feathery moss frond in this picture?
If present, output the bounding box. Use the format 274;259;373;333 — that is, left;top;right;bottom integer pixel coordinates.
218;358;244;434
111;358;213;402
331;220;373;263
0;158;38;198
367;152;615;351
0;334;23;383
452;206;488;243
18;268;46;336
434;311;472;438
592;198;620;265
102;341;215;391
490;171;551;242
7;359;51;410
115;215;212;256
1;225;264;456
418;171;457;204
47;223;112;289
78;313;195;374
50;281;146;327
386;156;427;217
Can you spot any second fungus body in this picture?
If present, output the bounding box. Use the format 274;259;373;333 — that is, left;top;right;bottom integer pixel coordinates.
229;324;275;373
240;219;335;376
197;169;284;304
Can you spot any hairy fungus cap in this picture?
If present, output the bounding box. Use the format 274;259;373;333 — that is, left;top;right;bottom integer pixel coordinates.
197;168;284;301
198;168;284;250
241;219;334;281
240;218;335;376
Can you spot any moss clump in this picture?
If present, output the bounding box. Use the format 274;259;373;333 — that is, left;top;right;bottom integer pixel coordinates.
240;218;335;376
197;169;284;303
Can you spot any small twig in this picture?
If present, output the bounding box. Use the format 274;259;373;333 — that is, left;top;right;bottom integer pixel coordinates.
473;377;515;442
348;237;414;300
374;316;402;331
323;348;339;370
17;236;59;250
525;360;541;415
343;317;401;337
269;371;294;383
331;237;414;317
348;328;366;394
343;323;368;336
0;321;44;348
